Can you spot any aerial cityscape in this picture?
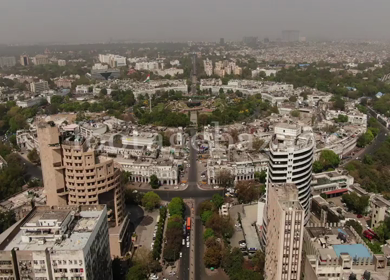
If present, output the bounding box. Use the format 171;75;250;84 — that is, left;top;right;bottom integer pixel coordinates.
2;3;390;280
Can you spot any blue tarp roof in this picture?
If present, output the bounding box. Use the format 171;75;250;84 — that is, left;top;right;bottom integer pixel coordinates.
333;244;372;260
337;228;347;235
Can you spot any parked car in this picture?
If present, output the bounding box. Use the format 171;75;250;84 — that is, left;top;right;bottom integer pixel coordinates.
186;241;190;248
180;252;182;258
357;214;363;218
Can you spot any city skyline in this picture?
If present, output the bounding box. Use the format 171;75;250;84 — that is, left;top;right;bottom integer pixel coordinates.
0;0;390;44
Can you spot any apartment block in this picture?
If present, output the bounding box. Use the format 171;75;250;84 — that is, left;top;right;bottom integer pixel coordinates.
371;196;390;229
0;56;16;68
30;80;49;93
32;55;50;66
265;183;304;280
58;59;66;66
0;205;113;280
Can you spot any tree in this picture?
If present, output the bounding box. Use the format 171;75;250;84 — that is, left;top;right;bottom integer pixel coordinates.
149;174;160;189
357;130;374;148
345;220;363;236
141;191;161;211
289;96;297;102
254;170;267;183
203;228;214;241
212;194;224;209
236;181;262;203
27;148;40;164
216;170;234;189
342;193;369;214
0;211;16;234
333;97;345;111
199;201;215;216
251;250;265;273
290;110;300;118
336;114;348;123
168;197;185;217
201;210;214;224
206;213;234;238
363;154;373;165
126;264;147;280
204;244;222;268
313;150;340;173
100;88;108;95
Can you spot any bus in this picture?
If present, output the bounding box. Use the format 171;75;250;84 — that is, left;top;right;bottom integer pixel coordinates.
186;217;191;231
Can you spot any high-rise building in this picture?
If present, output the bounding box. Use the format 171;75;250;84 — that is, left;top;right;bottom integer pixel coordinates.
282;30;300;42
261;123;314;248
243;36;258;46
20;54;29;66
0;56;16;68
30;80;49;93
265;183;304;280
37;122;131;257
32;54;50;65
219;38;225;45
0;205;113;280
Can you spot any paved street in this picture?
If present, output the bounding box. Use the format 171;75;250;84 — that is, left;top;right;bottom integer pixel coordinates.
17;152;43;180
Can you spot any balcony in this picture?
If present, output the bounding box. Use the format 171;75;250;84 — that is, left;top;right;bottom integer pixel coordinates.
53;162;65;170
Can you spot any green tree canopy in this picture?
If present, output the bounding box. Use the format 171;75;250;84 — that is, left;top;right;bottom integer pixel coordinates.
150;174;160;189
168;197;185;217
141;191;161;211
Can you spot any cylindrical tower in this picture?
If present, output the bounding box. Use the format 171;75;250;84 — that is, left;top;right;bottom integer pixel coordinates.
261;123;314;247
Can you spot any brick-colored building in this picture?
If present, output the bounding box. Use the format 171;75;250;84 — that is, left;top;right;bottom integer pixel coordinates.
37;122;130;258
265;183;304;280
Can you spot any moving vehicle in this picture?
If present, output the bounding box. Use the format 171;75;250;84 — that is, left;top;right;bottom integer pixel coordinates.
186;217;191;231
180;252;182;258
363;229;377;240
186;241;190;248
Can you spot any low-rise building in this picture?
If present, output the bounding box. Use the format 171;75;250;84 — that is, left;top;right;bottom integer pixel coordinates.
32;54;49;65
116;157;179;185
16;97;44;108
0;205;113;280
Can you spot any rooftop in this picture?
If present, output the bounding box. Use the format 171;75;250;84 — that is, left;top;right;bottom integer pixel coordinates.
1;205;106;252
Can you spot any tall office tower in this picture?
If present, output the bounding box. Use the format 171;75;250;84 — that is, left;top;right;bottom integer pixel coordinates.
282;30;300;42
261;123;314;247
38;122;130;257
219;38;225;45
20;54;29;66
265;183;304;280
0;205;113;280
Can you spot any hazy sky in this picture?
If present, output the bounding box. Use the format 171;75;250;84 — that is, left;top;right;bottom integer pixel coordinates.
0;0;389;44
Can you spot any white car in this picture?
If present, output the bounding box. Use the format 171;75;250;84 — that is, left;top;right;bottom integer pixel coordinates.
174;186;179;189
149;274;159;280
182;239;185;245
186;236;190;242
213;186;219;189
180;252;182;258
151;242;154;249
186;241;190;248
